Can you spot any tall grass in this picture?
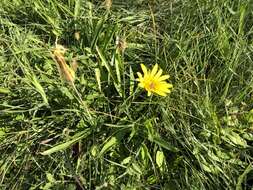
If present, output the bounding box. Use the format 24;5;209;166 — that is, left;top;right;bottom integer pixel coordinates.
1;0;253;189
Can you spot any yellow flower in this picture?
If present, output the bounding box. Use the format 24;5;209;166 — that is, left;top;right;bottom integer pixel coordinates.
137;64;173;96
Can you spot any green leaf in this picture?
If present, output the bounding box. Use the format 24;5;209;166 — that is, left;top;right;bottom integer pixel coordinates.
74;0;81;19
95;68;101;92
145;119;155;140
236;164;252;190
121;156;132;165
238;3;246;35
96;46;122;96
129;66;135;96
102;24;118;51
242;133;253;141
46;173;55;183
132;163;142;175
60;86;74;100
140;144;152;168
91;16;106;50
41;130;90;155
127;162;142;176
152;136;179;153
96;46;116;82
156;150;165;168
0;130;6;140
245;109;253;123
99;136;118;157
114;52;122;85
0;87;10;94
91;145;98;157
31;74;48;105
221;129;247;148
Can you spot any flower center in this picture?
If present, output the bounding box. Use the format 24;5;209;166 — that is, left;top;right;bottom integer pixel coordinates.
149;82;156;90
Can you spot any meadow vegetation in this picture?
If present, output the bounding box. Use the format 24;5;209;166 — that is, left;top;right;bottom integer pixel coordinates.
1;0;253;189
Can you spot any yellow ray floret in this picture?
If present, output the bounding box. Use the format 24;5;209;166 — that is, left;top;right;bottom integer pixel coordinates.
137;64;173;96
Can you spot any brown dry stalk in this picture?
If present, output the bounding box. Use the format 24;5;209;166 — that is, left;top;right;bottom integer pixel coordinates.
116;37;127;53
71;57;78;72
51;44;92;121
52;45;75;84
74;31;80;41
104;0;112;10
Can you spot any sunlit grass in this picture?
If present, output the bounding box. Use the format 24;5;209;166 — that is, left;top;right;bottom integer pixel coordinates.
1;0;253;189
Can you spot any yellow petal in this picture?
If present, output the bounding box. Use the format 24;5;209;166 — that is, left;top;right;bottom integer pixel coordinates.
147;91;152;96
157;75;170;81
154;69;163;79
159;82;173;89
159;88;171;93
143;74;152;81
141;64;148;75
155;91;167;96
158;89;171;94
151;64;158;77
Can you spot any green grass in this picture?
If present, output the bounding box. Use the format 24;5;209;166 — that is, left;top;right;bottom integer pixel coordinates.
1;0;253;189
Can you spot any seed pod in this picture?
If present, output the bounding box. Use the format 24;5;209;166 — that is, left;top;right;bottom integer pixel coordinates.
71;57;78;72
116;36;127;53
74;31;80;41
52;45;75;83
104;0;112;10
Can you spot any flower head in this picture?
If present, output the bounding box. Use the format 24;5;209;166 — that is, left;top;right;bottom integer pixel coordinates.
137;64;173;96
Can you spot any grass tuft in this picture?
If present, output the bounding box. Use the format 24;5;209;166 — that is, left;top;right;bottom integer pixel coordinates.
1;0;253;189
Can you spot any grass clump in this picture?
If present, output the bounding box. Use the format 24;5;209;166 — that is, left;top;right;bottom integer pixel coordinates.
1;0;253;189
